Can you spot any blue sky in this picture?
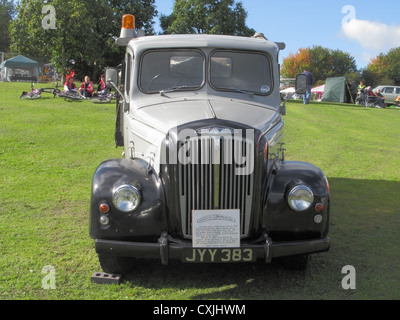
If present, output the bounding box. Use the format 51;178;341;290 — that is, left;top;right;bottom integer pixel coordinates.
154;0;400;69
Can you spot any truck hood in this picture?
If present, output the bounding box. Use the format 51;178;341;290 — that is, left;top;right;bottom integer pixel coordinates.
133;99;278;134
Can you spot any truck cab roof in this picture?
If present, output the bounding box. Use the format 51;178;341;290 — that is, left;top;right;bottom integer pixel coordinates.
127;34;281;54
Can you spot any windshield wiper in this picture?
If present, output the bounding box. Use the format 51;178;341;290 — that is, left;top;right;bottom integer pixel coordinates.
227;87;255;97
159;85;196;96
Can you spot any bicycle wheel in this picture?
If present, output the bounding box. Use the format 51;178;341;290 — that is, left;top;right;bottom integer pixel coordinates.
41;88;59;97
52;88;61;97
20;92;41;99
90;96;112;104
58;92;86;101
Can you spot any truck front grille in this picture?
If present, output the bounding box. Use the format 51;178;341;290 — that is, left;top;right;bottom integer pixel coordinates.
178;133;254;238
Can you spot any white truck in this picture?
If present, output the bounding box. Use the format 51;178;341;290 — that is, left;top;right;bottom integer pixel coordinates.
89;15;330;275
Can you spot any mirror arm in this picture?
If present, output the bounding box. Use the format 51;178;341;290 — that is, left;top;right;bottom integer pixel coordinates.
107;80;125;103
280;87;305;116
280;91;296;115
280;101;287;115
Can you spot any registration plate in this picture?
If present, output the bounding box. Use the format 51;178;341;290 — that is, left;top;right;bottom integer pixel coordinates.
183;248;256;263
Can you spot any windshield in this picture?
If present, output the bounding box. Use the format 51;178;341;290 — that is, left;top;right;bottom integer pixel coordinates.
140;50;205;93
139;49;273;95
210;50;272;95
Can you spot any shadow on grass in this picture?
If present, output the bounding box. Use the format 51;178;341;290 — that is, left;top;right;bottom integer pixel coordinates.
118;178;400;299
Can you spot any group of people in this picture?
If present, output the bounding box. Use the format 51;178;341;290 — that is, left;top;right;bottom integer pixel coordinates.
64;74;108;97
301;70;386;107
355;80;385;108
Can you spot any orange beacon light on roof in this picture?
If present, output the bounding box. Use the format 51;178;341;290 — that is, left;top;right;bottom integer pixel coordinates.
119;14;135;40
122;14;135;30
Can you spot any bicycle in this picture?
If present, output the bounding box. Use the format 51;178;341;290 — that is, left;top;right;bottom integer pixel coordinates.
89;90;116;104
20;82;60;99
57;90;87;101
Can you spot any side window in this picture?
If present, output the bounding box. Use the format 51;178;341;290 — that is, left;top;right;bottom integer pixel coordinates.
395;88;400;94
384;87;394;94
125;52;132;97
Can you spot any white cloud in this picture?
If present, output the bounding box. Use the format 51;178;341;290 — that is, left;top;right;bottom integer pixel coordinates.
342;19;400;52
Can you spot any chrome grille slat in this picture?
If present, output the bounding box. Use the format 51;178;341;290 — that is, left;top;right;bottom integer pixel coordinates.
178;132;254;238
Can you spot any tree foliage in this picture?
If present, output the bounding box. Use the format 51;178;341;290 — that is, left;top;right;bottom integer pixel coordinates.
281;46;358;83
160;0;255;36
9;0;157;80
0;0;14;52
365;47;400;86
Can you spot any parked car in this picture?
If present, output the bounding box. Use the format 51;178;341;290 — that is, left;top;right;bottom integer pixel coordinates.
373;85;400;105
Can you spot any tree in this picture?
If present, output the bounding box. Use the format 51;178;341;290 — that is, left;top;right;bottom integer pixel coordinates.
108;0;158;34
0;0;14;52
330;49;357;78
365;47;400;86
380;47;400;85
94;0;158;79
366;54;388;78
160;0;255;36
281;48;311;78
281;46;358;83
10;0;87;79
9;0;157;80
360;69;380;88
363;53;390;87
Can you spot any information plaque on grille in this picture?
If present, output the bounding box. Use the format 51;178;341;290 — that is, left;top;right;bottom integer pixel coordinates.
192;209;240;248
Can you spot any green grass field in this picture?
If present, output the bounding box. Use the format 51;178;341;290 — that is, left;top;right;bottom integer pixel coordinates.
0;82;399;300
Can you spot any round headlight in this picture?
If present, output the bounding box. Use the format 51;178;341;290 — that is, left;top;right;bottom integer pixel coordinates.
112;185;141;212
288;185;314;212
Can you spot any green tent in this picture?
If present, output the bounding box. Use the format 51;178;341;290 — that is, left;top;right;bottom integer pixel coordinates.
0;55;39;82
321;76;352;103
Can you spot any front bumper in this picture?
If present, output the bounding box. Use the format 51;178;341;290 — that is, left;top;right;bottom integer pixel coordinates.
94;232;330;265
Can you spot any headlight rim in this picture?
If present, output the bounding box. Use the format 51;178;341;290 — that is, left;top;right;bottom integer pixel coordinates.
287;184;314;212
112;184;142;213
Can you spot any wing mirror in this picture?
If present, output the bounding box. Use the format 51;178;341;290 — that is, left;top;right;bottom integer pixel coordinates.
105;67;124;101
280;73;308;115
295;74;307;95
105;67;119;88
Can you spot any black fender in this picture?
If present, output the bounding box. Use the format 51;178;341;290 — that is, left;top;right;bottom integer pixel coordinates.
90;158;166;241
264;161;330;240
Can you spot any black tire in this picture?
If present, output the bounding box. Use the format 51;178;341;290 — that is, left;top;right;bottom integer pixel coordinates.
98;254;136;275
280;254;310;270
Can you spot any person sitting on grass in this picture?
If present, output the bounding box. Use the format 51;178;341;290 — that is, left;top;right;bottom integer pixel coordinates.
64;76;78;94
97;74;106;92
79;76;94;97
374;89;385;108
96;74;110;96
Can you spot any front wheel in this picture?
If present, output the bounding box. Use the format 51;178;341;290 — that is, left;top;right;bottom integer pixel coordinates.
98;254;136;275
